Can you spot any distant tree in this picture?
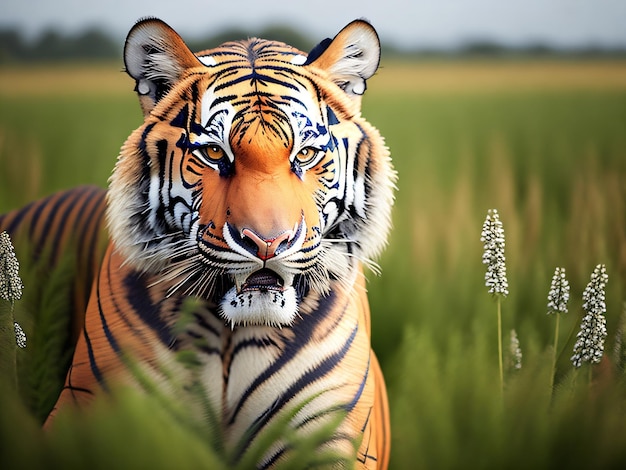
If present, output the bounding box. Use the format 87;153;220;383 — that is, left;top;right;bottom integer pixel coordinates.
187;25;313;55
32;29;68;61
186;28;250;53
71;28;118;60
1;24;623;64
0;28;25;62
256;25;314;52
460;40;508;56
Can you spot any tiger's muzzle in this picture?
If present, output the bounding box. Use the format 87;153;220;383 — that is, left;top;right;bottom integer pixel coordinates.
218;217;311;327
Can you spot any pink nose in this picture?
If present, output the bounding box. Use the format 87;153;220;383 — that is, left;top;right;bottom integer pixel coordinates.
241;228;294;261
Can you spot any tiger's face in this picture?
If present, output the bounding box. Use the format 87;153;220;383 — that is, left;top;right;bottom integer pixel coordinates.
108;19;395;327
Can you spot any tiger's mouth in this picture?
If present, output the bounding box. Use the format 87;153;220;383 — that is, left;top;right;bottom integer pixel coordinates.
239;268;285;293
220;268;299;327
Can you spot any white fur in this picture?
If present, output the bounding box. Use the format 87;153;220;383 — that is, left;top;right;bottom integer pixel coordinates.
218;221;307;326
290;54;307;65
220;286;298;328
198;55;217;67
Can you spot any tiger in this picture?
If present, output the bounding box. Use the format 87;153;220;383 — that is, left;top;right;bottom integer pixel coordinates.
0;186;108;347
1;17;395;468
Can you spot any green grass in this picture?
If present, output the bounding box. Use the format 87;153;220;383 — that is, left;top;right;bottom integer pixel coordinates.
363;84;626;467
2;60;626;468
0;95;140;209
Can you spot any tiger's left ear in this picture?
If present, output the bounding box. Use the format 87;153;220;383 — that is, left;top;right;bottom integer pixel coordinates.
305;20;380;99
124;18;202;116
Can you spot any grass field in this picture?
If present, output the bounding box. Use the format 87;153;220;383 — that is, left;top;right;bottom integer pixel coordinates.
1;59;626;468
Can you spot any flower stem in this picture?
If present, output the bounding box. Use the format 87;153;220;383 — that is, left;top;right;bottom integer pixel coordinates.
550;313;560;391
497;297;503;393
0;301;18;391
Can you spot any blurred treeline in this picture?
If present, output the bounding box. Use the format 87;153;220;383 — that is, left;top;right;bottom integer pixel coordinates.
2;24;626;64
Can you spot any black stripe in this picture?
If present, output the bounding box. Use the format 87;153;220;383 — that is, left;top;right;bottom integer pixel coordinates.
32;190;74;254
61;384;94;396
2;199;35;235
96;255;121;355
360;405;372;434
82;252;111;390
192;311;221;337
49;187;95;265
231;336;280;356
228;291;339;426
83;326;106;389
155;139;169;230
207;94;238;109
123;270;175;348
232;324;359;461
345;356;369;413
260;432;357;470
80;187;106;270
64;363;96;403
170;103;189;128
356;409;378;465
26;196;49;241
214;71;300;93
101;248;149;340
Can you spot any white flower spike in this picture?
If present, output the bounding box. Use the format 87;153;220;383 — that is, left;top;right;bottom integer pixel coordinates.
480;209;509;297
0;231;24;302
547;267;570;315
571;264;609;368
14;322;26;349
510;329;522;370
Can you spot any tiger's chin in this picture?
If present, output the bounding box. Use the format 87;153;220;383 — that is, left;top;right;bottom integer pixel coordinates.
220;287;298;327
219;269;299;327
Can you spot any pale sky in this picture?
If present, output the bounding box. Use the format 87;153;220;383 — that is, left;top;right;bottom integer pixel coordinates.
3;0;626;49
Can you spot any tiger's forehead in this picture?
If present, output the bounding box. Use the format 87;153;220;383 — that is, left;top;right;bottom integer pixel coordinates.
192;39;328;153
196;37;308;71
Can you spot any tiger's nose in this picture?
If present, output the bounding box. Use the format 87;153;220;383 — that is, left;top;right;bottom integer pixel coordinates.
241;228;293;261
224;219;306;261
221;223;296;261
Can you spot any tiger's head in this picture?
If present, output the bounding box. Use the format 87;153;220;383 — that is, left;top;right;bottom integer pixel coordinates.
108;18;395;327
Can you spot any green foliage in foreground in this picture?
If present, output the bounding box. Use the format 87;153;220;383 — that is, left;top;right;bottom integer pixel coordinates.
1;64;626;468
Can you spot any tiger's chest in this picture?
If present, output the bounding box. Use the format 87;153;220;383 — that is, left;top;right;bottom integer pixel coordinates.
179;289;374;460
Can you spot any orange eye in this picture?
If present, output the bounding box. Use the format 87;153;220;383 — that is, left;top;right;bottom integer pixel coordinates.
295;147;322;167
203;145;225;162
191;143;233;176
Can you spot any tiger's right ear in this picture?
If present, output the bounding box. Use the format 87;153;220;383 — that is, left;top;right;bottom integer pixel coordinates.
124;18;202;116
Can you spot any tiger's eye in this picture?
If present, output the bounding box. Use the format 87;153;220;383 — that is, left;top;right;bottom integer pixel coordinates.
295;147;321;166
204;145;225;162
